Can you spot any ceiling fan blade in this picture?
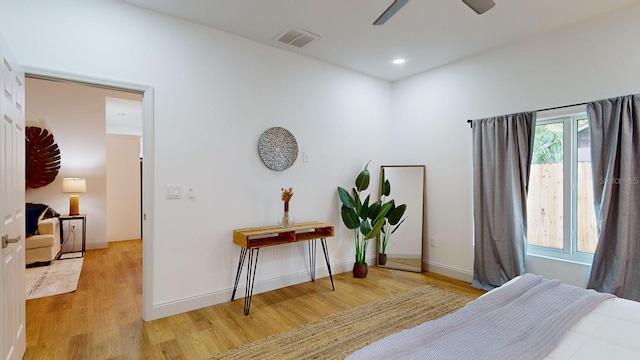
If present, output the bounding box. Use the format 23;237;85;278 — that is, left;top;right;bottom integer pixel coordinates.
373;0;410;25
462;0;495;14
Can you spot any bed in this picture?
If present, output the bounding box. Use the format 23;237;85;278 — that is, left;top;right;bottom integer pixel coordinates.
348;273;640;359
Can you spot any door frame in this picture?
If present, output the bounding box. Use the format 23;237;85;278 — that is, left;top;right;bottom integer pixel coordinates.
24;67;155;320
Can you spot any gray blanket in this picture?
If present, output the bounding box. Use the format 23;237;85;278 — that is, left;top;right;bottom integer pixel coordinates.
348;274;614;360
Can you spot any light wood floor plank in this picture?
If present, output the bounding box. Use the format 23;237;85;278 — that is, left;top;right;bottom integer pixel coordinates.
25;239;484;359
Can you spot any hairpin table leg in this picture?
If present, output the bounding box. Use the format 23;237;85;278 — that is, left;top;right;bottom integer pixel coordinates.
231;247;247;301
321;238;335;291
243;248;260;315
309;239;317;281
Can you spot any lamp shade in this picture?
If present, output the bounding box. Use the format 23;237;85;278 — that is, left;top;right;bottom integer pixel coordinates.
62;178;87;193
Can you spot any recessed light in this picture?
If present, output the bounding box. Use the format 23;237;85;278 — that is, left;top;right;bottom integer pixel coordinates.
392;58;406;65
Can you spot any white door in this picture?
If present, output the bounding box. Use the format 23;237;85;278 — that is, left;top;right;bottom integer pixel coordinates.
0;33;26;360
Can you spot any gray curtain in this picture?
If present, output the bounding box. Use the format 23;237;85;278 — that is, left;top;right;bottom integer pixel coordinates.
471;112;535;291
587;94;640;301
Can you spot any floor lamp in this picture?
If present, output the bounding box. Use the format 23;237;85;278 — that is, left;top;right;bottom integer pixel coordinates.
62;178;87;215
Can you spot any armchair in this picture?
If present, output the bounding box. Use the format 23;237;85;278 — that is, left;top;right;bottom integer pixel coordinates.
25;217;61;266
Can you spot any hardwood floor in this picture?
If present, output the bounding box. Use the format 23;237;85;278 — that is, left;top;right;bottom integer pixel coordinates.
25;240;484;359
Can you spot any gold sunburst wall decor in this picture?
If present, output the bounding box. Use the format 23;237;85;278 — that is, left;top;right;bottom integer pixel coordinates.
258;127;298;171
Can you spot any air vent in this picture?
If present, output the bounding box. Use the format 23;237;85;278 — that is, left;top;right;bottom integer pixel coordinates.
274;26;320;49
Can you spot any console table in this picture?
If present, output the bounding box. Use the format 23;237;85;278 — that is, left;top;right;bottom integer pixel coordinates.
231;221;335;315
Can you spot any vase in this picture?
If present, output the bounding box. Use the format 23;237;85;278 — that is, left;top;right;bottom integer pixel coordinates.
353;262;368;278
278;211;295;228
378;253;387;265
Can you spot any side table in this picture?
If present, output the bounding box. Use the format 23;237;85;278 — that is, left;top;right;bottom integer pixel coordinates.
59;214;86;259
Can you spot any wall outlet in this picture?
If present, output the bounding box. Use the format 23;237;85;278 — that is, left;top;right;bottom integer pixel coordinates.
429;236;437;247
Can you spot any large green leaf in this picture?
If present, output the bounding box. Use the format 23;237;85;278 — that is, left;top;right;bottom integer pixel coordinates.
355;161;371;191
365;202;393;240
359;194;370;219
383;200;395;219
382;179;391;197
359;220;372;237
337;187;355;208
388;204;407;225
374;202;393;223
381;168;389;196
367;201;382;220
390;217;407;234
340;206;360;229
365;216;387;240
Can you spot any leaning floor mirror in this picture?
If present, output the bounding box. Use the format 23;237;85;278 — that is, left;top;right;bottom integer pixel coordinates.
377;165;425;272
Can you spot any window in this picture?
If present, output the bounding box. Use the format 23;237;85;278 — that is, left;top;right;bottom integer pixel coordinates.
526;111;597;263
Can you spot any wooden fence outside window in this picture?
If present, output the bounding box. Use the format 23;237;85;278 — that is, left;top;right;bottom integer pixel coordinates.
527;163;598;253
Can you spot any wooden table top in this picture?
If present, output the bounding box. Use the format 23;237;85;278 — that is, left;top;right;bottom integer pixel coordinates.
233;221;334;249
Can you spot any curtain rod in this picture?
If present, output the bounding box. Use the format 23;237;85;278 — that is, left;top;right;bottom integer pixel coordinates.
466;101;589;128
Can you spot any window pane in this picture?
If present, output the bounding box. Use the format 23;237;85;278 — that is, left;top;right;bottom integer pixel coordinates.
528;122;564;249
576;119;598;252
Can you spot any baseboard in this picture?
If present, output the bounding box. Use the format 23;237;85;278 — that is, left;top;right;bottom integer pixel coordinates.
424;260;473;283
146;258;359;320
61;239;107;253
84;241;108;250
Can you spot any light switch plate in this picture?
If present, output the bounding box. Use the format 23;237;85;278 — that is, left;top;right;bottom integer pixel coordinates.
166;185;181;199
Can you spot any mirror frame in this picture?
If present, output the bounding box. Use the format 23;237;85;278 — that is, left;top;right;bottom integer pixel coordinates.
376;165;426;272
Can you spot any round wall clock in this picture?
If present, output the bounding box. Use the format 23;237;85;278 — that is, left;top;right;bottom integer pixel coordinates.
258;127;298;171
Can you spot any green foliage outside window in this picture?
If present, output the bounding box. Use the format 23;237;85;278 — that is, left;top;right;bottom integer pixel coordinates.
532;123;563;165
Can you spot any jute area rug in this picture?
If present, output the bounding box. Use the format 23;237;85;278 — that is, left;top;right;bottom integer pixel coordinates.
25;255;84;300
211;284;475;360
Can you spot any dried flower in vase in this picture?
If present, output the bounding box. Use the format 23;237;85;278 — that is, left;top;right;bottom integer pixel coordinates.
281;187;293;212
279;187;295;228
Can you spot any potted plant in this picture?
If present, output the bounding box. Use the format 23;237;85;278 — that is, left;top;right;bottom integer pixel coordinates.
378;168;407;265
337;161;392;278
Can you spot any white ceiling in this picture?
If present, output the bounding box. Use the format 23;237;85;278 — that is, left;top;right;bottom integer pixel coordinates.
122;0;640;81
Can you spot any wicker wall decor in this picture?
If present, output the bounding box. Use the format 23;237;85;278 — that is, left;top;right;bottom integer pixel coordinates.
258;127;298;171
26;126;61;189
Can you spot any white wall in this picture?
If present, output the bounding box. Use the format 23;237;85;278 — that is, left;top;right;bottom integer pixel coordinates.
106;134;141;242
392;3;640;286
0;0;392;319
25;78;142;251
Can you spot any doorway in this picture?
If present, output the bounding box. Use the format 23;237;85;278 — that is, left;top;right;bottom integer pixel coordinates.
24;70;154;320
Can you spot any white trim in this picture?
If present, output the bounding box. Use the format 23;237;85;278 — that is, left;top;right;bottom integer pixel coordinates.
23;66;151;92
23;66;156;321
85;241;108;250
141;88;155;320
424;260;473;282
526;251;593;267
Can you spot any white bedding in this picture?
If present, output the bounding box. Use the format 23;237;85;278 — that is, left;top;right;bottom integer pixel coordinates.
351;276;640;359
544;296;640;359
497;276;640;359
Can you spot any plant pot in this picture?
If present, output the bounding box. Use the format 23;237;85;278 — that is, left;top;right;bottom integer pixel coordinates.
378;253;387;265
353;262;368;278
